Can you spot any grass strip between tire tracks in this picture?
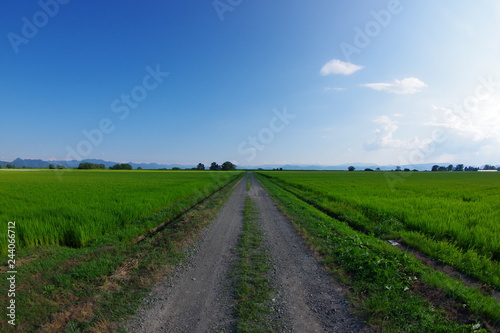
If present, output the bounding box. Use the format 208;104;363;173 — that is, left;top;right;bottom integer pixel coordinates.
232;195;277;332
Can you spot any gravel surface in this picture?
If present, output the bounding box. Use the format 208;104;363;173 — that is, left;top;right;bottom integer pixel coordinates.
124;173;367;332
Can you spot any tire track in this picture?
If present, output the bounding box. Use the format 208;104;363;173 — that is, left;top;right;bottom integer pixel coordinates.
124;175;247;332
249;173;367;332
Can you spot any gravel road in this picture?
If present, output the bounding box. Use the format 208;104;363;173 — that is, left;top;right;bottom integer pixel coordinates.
124;173;367;332
249;174;366;332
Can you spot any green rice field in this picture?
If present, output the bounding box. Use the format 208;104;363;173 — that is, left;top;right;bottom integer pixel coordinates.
257;171;500;289
0;170;243;253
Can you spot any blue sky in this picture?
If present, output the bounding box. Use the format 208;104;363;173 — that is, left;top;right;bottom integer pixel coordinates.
1;1;499;167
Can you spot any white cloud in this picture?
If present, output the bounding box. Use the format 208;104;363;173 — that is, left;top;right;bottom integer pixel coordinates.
364;115;431;151
320;59;363;76
361;77;427;94
429;96;500;142
364;94;500;165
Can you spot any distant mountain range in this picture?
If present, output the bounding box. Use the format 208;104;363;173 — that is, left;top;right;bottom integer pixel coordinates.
1;158;492;171
0;158;187;170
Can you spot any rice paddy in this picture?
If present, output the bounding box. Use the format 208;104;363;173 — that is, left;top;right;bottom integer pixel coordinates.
257;171;500;288
0;169;243;253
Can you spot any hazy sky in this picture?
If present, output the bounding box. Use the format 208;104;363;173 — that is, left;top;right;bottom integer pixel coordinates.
1;1;499;166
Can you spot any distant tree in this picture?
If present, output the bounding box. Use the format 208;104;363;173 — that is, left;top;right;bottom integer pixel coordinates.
438;166;447;171
365;168;374;172
110;163;132;170
412;169;419;172
172;167;181;170
483;164;497;170
197;163;205;170
404;168;411;172
431;165;439;172
221;161;236;171
6;164;15;169
78;163;90;169
56;165;66;169
210;162;221;171
137;167;143;170
78;162;105;169
48;164;55;169
447;164;454;172
396;166;402;172
455;164;464;172
0;164;2;169
279;168;283;171
348;166;355;171
376;167;381;171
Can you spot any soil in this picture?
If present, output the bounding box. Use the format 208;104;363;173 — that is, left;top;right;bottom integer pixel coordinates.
399;243;500;303
123;173;367;332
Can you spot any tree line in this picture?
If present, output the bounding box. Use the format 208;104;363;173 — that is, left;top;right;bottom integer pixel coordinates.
195;161;236;171
431;164;500;172
76;161;237;171
0;161;238;170
346;164;499;172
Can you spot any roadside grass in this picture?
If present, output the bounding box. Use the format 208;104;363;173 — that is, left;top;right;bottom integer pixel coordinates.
255;172;498;332
232;196;277;333
0;173;244;333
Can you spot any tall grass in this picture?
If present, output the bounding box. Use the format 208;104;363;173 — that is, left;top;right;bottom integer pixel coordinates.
0;170;242;253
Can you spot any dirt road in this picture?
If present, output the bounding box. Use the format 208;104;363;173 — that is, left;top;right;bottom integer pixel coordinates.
124;173;366;332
